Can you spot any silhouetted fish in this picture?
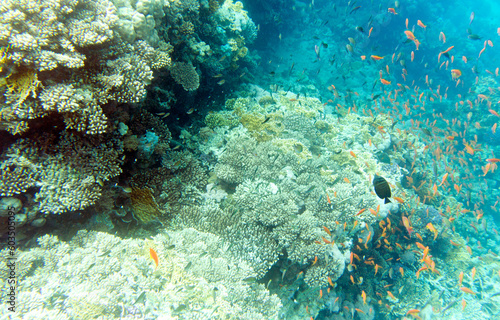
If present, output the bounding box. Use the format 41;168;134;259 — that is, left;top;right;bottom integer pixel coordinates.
373;174;391;203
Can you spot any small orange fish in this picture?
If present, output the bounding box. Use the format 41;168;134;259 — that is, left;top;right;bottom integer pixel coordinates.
371;55;384;61
460;287;476;295
459;271;464;286
350;150;357;158
328;276;334;287
462;299;466;311
355;308;365;314
388;8;397;14
393;196;404;203
404;30;416;41
439;31;446;43
387;291;396;300
323;226;331;236
451;69;462;79
326;192;331;205
487;158;500;163
380;78;391;85
312;255;318;266
361;290;367;304
150;248;159;269
441;46;455;54
489;109;500;117
356;208;366;216
417;20;426;28
406;309;421;316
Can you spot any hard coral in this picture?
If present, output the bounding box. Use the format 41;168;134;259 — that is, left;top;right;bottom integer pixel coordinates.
169;62;200;91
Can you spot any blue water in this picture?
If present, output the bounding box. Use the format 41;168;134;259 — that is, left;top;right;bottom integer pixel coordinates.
1;0;500;319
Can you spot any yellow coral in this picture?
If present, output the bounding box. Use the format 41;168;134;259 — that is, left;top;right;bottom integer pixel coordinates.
5;69;41;106
239;112;283;141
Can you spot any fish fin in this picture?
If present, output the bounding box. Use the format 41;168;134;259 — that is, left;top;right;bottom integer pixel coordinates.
385;198;391;204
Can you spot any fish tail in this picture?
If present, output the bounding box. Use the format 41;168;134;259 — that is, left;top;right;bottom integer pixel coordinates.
385;198;391;204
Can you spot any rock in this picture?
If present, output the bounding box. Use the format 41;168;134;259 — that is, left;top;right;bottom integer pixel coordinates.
0;197;22;217
14;213;27;227
30;217;47;228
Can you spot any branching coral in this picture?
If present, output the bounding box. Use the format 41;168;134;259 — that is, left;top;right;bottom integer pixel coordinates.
4;132;123;215
1;0;118;71
0;229;282;319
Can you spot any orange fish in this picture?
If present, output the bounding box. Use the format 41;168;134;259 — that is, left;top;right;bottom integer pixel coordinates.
451;69;462;79
404;30;416;41
459;271;464;286
387;291;396;300
362;290;367;304
356;208;367;216
368;27;373;37
402;216;413;235
417;20;426;28
406;309;421;316
439;32;446;43
489;109;500;117
326;192;331;205
150;248;159;269
312;256;318;266
323;226;332;236
388;8;397;14
460;287;476;295
426;223;438;240
328;276;334;287
350;150;357;158
380;78;391;85
371;55;384;61
393;196;404;203
486;158;500;163
441;46;454;54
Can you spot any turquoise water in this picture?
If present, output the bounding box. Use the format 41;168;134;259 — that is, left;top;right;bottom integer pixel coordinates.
1;0;499;319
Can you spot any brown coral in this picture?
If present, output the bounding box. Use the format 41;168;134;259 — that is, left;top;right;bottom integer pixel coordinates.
130;187;163;223
169;62;200;91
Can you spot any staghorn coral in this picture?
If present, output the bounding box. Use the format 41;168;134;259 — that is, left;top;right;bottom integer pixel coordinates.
169;61;200;91
0;229;282;319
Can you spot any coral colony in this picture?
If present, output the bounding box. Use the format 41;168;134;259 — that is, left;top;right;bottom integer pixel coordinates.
1;0;500;319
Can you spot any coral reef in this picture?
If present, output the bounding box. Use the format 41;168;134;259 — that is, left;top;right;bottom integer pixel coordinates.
169;61;200;91
1;132;122;218
0;229;282;319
